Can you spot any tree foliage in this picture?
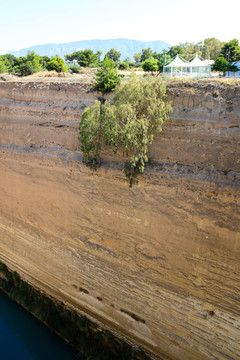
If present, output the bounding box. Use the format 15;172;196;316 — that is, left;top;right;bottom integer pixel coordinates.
212;57;228;72
133;52;142;63
46;56;67;72
118;61;129;70
0;59;7;73
221;38;240;62
141;48;154;62
65;50;99;66
202;38;223;60
93;58;120;94
79;75;172;185
142;57;159;74
104;48;121;63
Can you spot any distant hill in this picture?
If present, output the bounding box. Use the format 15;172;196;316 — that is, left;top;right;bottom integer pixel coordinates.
8;38;171;60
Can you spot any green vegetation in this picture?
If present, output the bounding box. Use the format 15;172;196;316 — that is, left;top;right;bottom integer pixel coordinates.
118;61;129;70
104;48;121;63
0;51;67;76
142;57;159;74
65;49;100;67
213;57;228;73
46;56;67;73
0;260;150;360
79;75;172;186
93;58;120;94
220;38;240;62
0;37;239;78
68;64;82;73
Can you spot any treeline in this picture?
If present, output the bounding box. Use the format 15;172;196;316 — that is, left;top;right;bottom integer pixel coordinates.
0;52;67;76
0;37;239;77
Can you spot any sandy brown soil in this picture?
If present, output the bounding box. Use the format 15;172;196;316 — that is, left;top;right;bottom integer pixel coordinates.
0;78;239;359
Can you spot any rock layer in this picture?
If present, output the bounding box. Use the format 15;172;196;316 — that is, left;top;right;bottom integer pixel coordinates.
0;79;239;360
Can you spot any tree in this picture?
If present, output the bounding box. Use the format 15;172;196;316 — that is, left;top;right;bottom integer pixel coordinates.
25;51;42;72
168;45;185;58
221;39;240;62
142;57;159;74
212;57;228;73
134;52;142;63
141;48;153;62
65;50;97;66
158;54;173;72
46;56;67;72
79;75;172;185
202;38;223;60
40;55;51;69
104;48;121;63
96;51;102;63
0;54;18;72
93;58;120;94
0;59;7;73
19;62;35;76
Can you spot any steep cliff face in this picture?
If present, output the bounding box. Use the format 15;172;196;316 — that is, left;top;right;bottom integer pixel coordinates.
0;79;239;360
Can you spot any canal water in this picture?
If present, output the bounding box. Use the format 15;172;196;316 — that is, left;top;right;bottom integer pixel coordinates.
0;290;84;360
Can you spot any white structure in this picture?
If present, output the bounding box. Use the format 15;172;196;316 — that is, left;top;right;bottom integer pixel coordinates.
225;61;240;78
65;59;78;66
163;54;211;78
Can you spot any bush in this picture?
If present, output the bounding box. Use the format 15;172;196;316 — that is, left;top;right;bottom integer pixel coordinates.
119;62;129;70
46;56;67;72
93;58;120;94
79;75;172;185
68;64;82;73
19;62;36;76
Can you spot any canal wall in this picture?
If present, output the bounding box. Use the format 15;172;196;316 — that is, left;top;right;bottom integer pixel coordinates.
0;78;239;359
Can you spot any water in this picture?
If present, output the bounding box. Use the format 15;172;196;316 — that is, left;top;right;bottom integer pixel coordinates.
0;290;84;360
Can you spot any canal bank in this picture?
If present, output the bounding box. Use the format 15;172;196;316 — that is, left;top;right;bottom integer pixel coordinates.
0;260;152;360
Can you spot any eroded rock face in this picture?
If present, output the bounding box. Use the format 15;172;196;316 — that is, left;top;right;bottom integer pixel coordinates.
0;79;239;360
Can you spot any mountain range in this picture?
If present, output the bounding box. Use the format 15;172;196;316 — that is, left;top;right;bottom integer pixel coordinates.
8;38;171;60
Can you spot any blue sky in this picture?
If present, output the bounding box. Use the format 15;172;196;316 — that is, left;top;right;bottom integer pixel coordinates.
0;0;239;54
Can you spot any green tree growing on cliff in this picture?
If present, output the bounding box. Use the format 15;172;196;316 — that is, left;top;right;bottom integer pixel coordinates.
79;75;172;186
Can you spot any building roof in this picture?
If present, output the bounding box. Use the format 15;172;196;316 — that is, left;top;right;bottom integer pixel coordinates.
164;54;211;68
188;54;210;66
164;54;187;67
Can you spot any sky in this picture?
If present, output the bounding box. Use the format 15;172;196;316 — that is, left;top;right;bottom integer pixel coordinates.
0;0;239;54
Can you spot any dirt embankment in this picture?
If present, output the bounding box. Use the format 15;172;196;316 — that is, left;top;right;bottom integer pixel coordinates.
0;78;239;360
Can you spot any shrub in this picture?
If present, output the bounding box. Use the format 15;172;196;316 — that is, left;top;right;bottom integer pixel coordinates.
46;56;67;72
79;75;172;185
68;64;82;73
19;62;36;76
119;62;129;70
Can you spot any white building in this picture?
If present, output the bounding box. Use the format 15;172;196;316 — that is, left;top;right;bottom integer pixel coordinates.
163;54;211;78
